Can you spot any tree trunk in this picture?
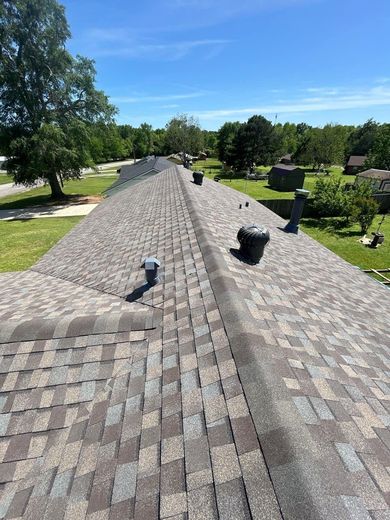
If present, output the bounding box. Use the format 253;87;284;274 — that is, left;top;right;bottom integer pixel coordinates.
47;173;66;200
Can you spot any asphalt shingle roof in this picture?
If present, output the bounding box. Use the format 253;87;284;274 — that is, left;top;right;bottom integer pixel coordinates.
104;156;173;197
357;169;390;181
0;165;389;519
347;155;367;167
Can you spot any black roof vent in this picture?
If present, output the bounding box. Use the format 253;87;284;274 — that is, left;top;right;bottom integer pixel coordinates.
193;171;204;186
237;224;270;263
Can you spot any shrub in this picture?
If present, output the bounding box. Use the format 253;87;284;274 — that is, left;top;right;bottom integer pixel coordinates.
312;177;350;217
350;197;379;234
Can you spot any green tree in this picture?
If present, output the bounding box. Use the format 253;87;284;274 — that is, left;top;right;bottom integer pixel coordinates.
294;125;348;169
230;115;280;171
350;197;379;234
366;124;390;170
0;0;115;198
133;123;154;158
165;114;204;157
217;121;241;165
312;176;350;217
348;119;379;157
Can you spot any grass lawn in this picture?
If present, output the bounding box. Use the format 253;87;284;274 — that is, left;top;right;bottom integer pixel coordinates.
301;215;390;271
0;176;115;210
0;216;83;272
0;173;13;185
193;158;354;200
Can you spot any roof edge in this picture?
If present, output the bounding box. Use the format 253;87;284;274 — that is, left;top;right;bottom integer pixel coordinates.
178;167;350;520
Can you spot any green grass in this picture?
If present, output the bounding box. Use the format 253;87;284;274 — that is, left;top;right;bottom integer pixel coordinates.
301;215;390;271
0;173;13;185
0;176;115;210
0;217;83;272
194;158;354;200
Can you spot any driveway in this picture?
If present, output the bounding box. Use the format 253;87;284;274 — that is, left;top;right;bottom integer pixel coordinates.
0;203;98;220
0;181;44;199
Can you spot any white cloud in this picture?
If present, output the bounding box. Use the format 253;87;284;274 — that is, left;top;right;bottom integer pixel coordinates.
193;85;390;121
85;28;231;60
110;92;206;104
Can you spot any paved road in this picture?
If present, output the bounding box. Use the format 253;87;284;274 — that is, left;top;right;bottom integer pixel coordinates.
0;203;98;220
0;181;46;199
82;159;137;174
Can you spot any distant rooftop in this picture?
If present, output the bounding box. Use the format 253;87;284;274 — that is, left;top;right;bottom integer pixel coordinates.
357;168;390;180
0;165;389;519
346;155;367;167
104;156;173;196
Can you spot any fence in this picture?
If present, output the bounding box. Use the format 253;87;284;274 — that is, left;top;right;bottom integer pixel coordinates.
258;193;390;219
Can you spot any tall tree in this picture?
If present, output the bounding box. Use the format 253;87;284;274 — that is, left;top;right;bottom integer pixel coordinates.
217;121;241;165
0;0;115;198
348;119;379;157
165;114;204;157
366;124;390;170
133;123;154;158
294;125;348;169
230;115;279;171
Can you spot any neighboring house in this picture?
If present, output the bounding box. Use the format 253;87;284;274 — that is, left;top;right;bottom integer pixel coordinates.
356;168;390;192
280;153;293;165
104;156;173;196
268;163;305;191
344;154;367;174
1;165;390;519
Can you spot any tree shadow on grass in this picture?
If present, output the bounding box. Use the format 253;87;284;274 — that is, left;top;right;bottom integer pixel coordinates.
302;217;362;238
0;193;88;211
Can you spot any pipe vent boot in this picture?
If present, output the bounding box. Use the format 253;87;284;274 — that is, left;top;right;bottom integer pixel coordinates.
193;171;204;186
141;257;161;286
237;224;270;263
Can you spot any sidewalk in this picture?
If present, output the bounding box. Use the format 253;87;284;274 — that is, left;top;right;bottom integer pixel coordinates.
0;202;98;220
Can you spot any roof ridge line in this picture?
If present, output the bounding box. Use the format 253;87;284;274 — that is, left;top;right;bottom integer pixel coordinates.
177;167;343;520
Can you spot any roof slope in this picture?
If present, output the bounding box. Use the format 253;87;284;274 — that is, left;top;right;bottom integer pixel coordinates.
347;155;367;167
269;163;301;172
1;165;390;519
357;168;390;180
104;156;173;197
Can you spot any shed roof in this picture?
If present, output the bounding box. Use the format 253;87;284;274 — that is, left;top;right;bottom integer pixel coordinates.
0;165;389;519
357;168;390;181
346;155;367;167
270;163;302;173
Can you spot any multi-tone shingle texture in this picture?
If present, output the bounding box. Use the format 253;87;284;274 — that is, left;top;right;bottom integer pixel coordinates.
0;165;389;520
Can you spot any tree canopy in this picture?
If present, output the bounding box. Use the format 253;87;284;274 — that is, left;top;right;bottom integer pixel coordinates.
0;0;115;198
164;114;204;156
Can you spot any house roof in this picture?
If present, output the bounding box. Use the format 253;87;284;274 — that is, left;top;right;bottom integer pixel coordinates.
357;168;390;181
347;155;367;167
104;156;173;196
1;165;390;519
270;163;301;173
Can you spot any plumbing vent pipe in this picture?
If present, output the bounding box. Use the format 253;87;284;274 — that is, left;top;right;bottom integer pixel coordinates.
141;257;161;286
284;189;310;234
193;171;204;186
237;224;270;263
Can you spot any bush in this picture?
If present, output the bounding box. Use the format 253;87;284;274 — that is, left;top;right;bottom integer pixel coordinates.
312;177;350;217
350;197;379;234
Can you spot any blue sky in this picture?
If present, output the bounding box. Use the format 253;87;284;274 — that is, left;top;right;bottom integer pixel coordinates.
63;0;390;130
